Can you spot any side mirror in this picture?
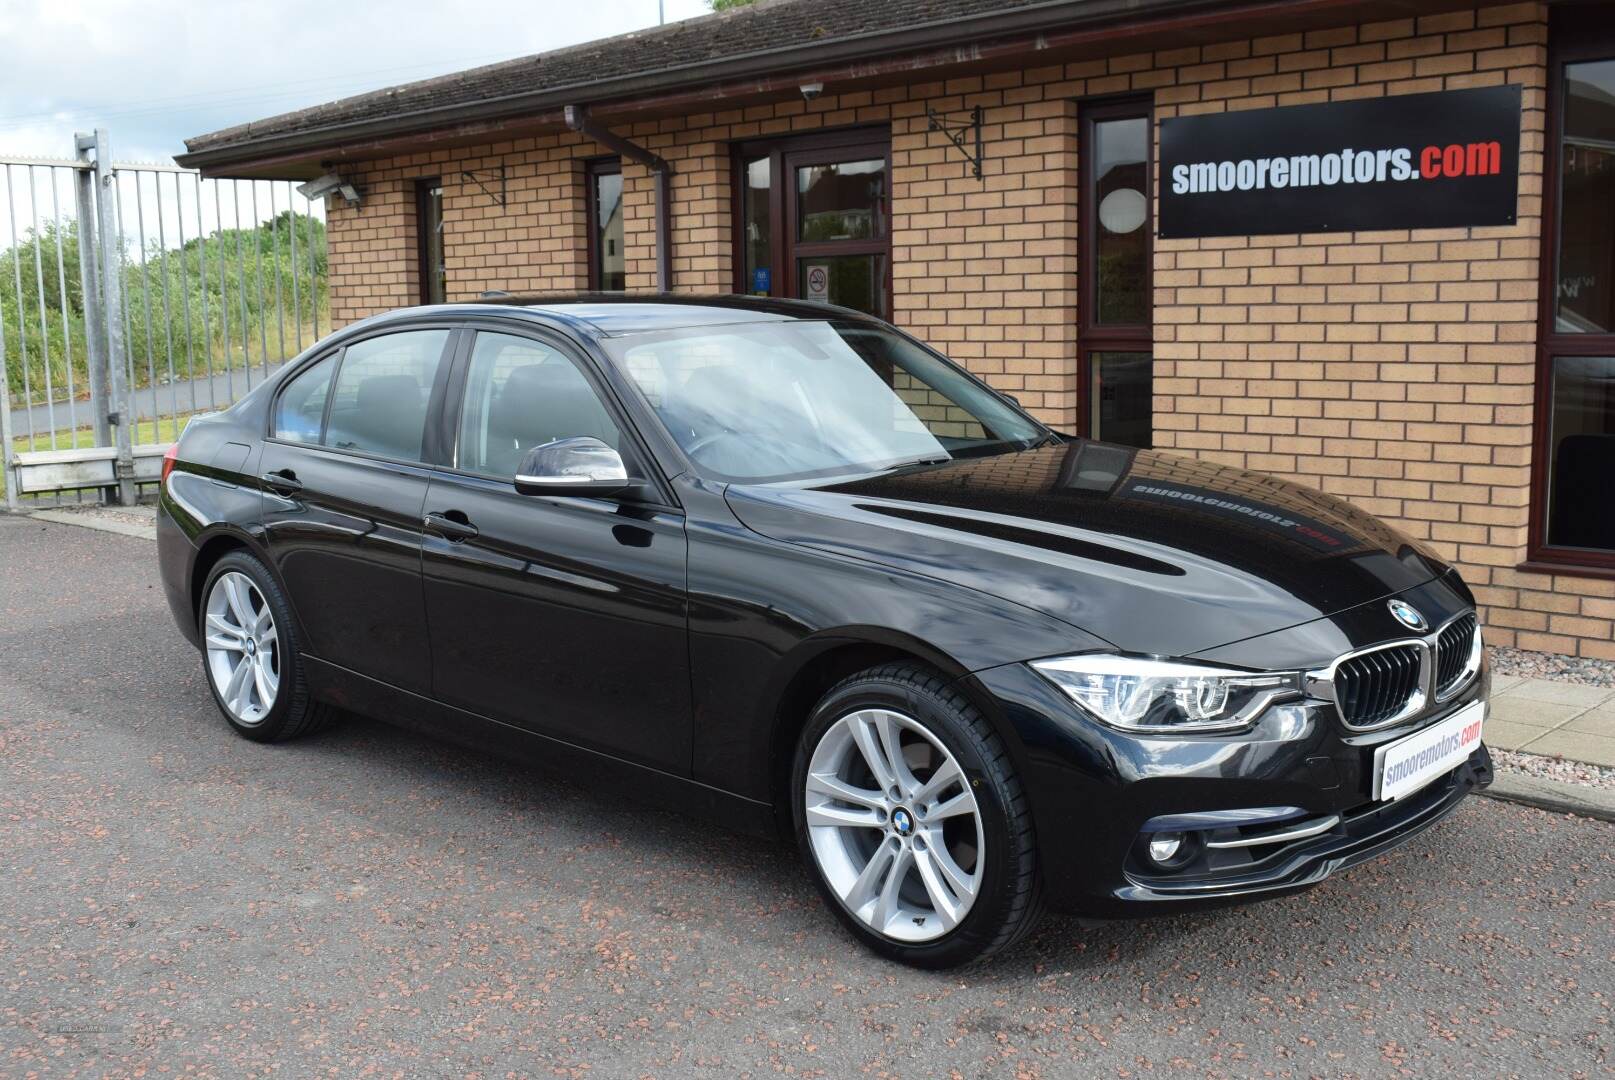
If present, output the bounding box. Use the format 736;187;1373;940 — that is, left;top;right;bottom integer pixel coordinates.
513;436;632;498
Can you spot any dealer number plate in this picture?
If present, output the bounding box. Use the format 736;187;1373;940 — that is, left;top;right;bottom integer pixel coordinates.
1373;700;1485;802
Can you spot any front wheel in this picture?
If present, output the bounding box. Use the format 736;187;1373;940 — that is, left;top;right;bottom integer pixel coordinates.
792;663;1041;968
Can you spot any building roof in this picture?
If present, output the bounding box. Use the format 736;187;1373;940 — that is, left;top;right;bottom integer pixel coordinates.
179;0;1473;177
177;0;1223;174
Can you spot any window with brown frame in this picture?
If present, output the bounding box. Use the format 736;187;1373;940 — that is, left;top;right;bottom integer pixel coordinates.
587;158;625;292
1530;8;1615;571
415;178;445;305
731;129;891;318
1079;99;1154;449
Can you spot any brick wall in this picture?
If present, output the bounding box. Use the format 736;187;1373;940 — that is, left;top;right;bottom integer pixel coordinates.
321;2;1614;658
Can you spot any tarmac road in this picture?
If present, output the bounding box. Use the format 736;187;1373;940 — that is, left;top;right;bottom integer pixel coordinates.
0;512;1610;1078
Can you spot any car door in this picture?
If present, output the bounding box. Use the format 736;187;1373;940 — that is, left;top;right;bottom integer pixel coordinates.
258;325;456;695
420;328;692;772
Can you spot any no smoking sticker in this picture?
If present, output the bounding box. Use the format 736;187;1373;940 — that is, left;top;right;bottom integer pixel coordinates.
805;264;829;302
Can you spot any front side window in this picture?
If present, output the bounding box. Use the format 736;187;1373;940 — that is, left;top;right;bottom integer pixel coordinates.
324;329;450;461
455;332;620;479
1537;11;1615;564
606;320;1045;483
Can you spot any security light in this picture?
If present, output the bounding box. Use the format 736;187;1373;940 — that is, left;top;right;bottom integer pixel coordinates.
296;172;361;206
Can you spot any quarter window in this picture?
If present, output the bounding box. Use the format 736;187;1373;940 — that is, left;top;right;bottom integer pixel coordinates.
273;353;336;443
455;332;620;479
324;330;450;462
1535;10;1615;566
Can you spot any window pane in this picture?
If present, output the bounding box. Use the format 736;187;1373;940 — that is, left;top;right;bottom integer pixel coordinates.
797;159;885;241
1546;355;1615;551
456;333;619;479
273;353;336;443
797;254;884;317
418;180;445;305
1090;351;1152;449
1092;117;1150;325
592;167;625;292
743;156;772;295
1557;60;1615;333
324;330;449;461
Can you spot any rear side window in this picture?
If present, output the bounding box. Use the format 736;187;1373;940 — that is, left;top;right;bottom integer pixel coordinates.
323;330;451;461
273;353;336;443
455;332;620;478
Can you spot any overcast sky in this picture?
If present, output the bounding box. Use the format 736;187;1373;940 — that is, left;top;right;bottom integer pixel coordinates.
0;0;714;163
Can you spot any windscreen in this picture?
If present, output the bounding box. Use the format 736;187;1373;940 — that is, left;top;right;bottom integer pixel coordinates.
604;320;1047;483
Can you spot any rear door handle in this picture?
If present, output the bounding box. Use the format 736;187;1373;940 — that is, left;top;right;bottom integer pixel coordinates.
424;511;479;541
262;469;302;495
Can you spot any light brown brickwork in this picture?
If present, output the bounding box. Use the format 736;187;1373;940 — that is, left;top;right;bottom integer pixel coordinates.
320;2;1614;658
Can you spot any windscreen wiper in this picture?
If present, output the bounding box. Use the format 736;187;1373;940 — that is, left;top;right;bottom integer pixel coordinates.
878;455;952;473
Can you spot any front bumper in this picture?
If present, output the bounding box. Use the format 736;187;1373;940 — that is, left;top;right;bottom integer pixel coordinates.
969;645;1492;918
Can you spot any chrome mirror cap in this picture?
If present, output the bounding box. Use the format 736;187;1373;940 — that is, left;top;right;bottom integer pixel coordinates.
513;436;631;497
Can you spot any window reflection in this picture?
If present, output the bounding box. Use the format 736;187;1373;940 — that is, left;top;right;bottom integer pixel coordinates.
1090;351;1153;449
744;157;771;295
1557;60;1615;333
1093;118;1149;325
591;163;624;292
1547;355;1615;550
797;159;885;241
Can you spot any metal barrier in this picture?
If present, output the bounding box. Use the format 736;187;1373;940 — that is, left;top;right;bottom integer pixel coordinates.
0;130;328;508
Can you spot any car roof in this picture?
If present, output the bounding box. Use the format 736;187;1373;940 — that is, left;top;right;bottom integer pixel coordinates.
361;293;882;338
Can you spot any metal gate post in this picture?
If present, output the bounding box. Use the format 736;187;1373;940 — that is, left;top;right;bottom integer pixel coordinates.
0;278;14;511
90;129;135;505
74;133;112;459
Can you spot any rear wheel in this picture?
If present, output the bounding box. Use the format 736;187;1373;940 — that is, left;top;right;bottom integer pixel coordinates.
199;550;337;742
792;662;1041;967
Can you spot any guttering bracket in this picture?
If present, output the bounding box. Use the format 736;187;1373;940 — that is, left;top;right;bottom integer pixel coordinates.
927;105;984;179
564;105;673;292
461;164;506;207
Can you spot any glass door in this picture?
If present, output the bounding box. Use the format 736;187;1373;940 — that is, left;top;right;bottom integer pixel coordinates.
735;133;891;317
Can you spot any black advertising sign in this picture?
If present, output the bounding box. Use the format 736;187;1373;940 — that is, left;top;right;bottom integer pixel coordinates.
1158;85;1521;239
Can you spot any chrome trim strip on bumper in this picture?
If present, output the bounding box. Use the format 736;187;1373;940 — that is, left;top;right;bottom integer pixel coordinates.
1204;813;1342;849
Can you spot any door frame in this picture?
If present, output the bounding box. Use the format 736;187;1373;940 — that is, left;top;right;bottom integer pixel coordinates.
730;127;892;315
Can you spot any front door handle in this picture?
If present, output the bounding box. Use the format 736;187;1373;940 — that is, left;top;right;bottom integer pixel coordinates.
262;469;302;495
424;510;479;542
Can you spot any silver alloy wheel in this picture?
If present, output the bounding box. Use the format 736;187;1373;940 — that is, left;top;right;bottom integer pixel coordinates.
204;571;279;726
804;708;984;943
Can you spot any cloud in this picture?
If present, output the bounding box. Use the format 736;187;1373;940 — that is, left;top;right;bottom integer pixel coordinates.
0;0;714;248
0;0;714;162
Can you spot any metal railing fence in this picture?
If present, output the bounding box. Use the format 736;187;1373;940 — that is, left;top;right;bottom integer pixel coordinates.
0;130;328;508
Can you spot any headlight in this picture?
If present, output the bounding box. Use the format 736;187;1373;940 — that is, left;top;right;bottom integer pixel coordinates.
1030;654;1301;734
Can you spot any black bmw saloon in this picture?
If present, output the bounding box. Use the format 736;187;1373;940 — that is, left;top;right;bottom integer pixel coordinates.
158;295;1492;967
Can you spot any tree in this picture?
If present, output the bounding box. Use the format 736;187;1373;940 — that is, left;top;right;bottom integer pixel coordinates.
708;0;756;10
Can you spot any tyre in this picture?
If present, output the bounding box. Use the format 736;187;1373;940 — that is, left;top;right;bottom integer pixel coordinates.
198;549;338;743
792;662;1041;968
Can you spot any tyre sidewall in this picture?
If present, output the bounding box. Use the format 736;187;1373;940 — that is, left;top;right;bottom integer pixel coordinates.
198;550;302;743
792;672;1025;968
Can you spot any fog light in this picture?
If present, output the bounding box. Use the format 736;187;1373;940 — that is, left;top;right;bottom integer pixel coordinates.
1148;832;1185;864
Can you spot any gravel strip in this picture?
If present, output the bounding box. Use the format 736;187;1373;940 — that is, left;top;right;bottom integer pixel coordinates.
1490;644;1615;687
1491;746;1615;790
